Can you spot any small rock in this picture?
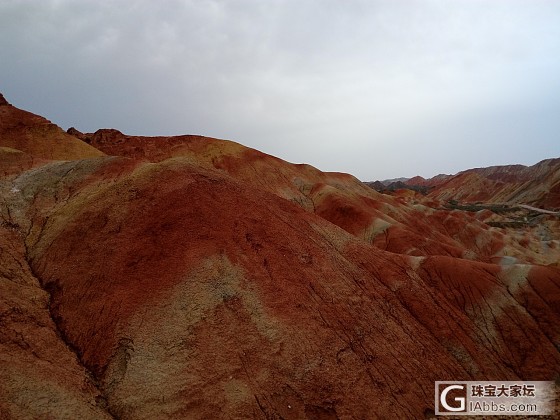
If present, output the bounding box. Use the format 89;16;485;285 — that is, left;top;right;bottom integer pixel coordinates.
0;92;10;106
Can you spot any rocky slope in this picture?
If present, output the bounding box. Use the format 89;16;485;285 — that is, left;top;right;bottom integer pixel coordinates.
429;159;560;210
68;129;560;267
367;160;560;267
0;96;104;163
1;95;559;418
384;160;560;210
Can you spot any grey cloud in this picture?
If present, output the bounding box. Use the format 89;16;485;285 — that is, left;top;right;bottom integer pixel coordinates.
1;0;559;180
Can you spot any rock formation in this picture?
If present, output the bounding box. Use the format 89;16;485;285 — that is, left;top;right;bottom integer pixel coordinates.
0;93;9;106
0;100;103;161
1;93;559;418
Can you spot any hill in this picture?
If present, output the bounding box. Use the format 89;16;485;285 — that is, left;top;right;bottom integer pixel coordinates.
1;94;558;418
428;159;560;210
0;95;104;163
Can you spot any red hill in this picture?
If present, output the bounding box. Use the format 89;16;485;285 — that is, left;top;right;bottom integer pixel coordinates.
423;160;560;210
1;94;558;418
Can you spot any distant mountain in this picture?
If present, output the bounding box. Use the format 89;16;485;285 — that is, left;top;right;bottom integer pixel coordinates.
368;174;451;194
363;180;385;191
366;179;430;195
406;173;452;187
370;161;560;210
379;176;409;186
427;159;560;210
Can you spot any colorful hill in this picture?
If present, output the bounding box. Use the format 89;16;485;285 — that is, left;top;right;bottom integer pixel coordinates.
1;94;558;418
427;159;560;210
0;96;104;162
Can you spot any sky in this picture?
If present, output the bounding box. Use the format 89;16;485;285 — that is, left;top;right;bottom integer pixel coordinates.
1;0;559;180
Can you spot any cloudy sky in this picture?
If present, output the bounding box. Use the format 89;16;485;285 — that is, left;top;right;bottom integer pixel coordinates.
1;0;559;180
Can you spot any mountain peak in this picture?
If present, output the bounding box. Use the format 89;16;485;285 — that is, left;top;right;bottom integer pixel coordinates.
0;92;10;106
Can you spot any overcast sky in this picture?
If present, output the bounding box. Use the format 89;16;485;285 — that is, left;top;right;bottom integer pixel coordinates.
1;0;559;180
